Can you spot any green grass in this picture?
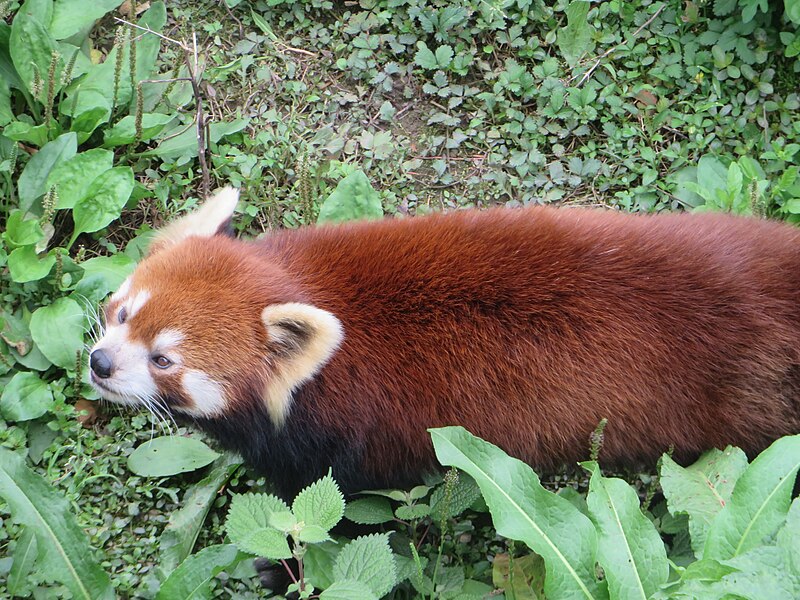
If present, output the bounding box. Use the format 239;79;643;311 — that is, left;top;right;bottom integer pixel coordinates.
1;0;800;597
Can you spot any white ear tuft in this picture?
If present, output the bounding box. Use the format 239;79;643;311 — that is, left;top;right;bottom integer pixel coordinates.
261;302;344;426
150;186;239;254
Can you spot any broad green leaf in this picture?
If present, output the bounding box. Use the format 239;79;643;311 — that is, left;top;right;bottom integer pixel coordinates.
225;493;292;559
696;155;728;194
128;436;220;477
1;120;52;147
303;541;341;590
30;297;84;369
557;1;594;66
17;132;77;212
103;113;174;147
158;453;242;577
319;580;378;600
0;76;12;126
660;447;748;557
584;461;668;600
431;426;607;600
0;448;114;599
47;148;114;209
7;246;56;283
0;22;25;92
317;170;382;224
434;44;454;67
394;503;430;520
50;0;123;40
493;553;544;600
10;1;61;96
704;435;800;560
777;498;800;575
132;1;167;83
70;166;134;244
3;210;45;248
344;497;395;525
331;533;397;598
714;546;799;599
296;524;331;544
71;253;136;305
0;308;32;355
293;474;345;532
7;526;37;597
268;510;297;532
156;544;243;600
0;371;53;421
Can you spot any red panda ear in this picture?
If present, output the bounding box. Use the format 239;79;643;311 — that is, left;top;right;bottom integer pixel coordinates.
260;303;344;425
148;187;239;256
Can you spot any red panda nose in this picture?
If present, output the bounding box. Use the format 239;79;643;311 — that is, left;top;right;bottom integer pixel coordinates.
90;349;113;379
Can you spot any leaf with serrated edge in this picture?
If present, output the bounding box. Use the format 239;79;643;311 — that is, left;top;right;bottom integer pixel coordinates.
704;435;800;560
225;493;292;559
332;533;397;598
319;580;378;600
0;448;113;599
430;426;607;600
584;461;668;600
660;447;748;557
292;474;345;532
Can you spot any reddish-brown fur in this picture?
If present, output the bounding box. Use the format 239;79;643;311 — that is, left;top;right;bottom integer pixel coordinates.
133;206;800;495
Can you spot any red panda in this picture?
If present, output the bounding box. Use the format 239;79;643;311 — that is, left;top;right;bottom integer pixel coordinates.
89;187;800;498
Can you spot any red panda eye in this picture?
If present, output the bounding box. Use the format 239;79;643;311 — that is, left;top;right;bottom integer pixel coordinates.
118;307;128;324
152;355;172;369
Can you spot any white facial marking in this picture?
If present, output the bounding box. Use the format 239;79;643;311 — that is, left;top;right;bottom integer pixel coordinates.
89;324;158;406
127;290;151;319
111;277;132;302
180;370;227;417
153;329;185;351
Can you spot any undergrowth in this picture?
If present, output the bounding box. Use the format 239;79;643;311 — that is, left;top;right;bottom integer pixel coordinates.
1;0;800;597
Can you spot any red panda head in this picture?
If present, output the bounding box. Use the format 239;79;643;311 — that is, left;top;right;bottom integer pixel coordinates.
88;188;343;424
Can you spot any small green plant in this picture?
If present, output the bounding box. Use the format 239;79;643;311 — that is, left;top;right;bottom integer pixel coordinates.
224;473;397;599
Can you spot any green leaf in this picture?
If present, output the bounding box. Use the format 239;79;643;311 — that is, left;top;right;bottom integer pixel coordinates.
156;544;243;600
304;541;342;590
319;580;378;600
1;120;51;147
7;246;56;283
70;166;134;244
777;498;800;575
434;44;454;67
29;297;85;370
557;1;594;66
0;448;114;599
158;453;242;577
0;371;53;421
17;132;78;212
430;473;481;520
3;209;45;248
102;113;174;147
696;155;728;194
7;526;37;597
332;533;397;598
414;41;438;69
296;524;331;544
72;253;136;305
344;497;395;525
317;170;382;224
584;461;668;599
46;148;114;209
10;2;61;96
145;119;248;161
225;493;292;559
293;474;345;532
660;447;748;557
0;76;13;126
394;503;431;520
788;0;800;25
127;436;220;477
431;426;607;600
704;435;800;560
50;0;124;40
